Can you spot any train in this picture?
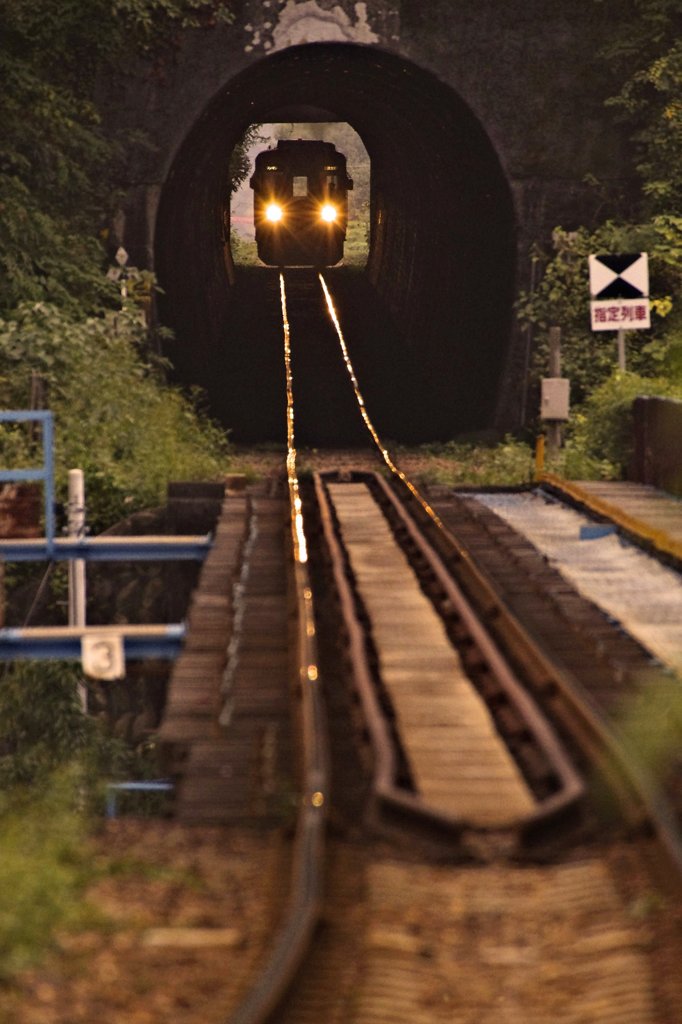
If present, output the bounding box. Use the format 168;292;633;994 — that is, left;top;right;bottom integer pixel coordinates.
250;139;353;267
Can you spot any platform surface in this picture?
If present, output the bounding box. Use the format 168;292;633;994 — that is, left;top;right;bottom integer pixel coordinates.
574;481;682;541
540;477;682;563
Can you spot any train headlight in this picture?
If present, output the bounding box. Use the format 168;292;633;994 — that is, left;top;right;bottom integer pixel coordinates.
320;204;338;223
265;203;283;223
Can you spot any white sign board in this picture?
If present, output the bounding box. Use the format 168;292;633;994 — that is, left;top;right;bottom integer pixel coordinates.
589;253;650;333
588;253;648;299
82;633;125;680
590;298;651;331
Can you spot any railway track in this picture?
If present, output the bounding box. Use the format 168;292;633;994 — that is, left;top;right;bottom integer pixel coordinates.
312;469;583;850
162;269;682;1023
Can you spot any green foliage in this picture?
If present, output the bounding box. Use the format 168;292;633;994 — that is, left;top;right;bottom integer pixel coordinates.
599;0;682;214
0;770;94;978
398;437;537;488
0;662;133;789
0;0;236;528
567;370;682;469
0;0;235;316
111;0;234;52
520;3;682;420
518;217;682;404
230;231;260;266
229;124;266;195
0;295;231;530
615;675;682;784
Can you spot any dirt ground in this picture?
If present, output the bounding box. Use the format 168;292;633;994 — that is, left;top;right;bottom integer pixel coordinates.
232;444;480;487
1;821;289;1024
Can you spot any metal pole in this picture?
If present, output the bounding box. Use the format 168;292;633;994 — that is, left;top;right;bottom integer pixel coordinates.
42;413;56;556
535;434;545;479
548;325;561;377
67;469;87;712
547;326;562;454
617;328;626;371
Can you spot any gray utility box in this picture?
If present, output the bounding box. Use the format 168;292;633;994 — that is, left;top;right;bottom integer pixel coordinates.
541;377;570;420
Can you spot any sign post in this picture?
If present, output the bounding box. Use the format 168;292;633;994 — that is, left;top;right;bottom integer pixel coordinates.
540;326;570;453
588;253;650;368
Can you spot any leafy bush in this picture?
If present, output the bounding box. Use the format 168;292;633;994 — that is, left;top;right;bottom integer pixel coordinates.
0;662;133;789
0;1;236;316
518;2;682;414
0;297;231;529
567;370;682;470
399;436;537;487
518;219;682;407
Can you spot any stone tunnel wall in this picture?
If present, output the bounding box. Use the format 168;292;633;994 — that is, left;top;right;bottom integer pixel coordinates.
100;0;635;433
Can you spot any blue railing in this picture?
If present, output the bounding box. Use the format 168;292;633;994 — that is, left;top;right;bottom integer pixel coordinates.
0;410;55;551
0;409;211;667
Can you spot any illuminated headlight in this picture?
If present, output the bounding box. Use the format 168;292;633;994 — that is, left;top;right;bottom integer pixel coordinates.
320;204;337;223
265;203;283;223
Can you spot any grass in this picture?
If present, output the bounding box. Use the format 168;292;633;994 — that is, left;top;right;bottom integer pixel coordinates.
392;435;622;489
0;771;96;979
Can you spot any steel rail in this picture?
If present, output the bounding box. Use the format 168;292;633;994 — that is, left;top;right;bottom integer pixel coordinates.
316;470;584;844
319;270;682;887
226;273;328;1024
401;480;682;892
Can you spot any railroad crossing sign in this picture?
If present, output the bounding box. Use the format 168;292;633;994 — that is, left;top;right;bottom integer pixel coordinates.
589;253;650;331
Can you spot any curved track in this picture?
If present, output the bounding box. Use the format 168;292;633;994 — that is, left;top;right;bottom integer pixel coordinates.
217;271;682;1024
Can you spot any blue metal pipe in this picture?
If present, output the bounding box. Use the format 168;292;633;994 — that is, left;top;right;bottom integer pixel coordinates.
0;624;185;661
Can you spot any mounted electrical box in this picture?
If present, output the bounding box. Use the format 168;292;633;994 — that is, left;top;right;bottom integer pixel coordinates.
541;377;570;420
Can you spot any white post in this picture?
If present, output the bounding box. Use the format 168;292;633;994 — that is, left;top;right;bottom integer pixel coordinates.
67;469;87;712
617;328;626;371
547;326;562;453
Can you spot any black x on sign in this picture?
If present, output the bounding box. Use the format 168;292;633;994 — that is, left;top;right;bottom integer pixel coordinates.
588;253;649;299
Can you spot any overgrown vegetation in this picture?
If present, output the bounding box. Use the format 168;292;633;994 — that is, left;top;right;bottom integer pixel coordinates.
0;0;239;978
0;661;146;790
0;297;230;529
1;0;236;523
398;437;537;488
519;0;682;472
0;771;97;979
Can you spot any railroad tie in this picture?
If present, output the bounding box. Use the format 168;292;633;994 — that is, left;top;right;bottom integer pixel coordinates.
329;482;536;827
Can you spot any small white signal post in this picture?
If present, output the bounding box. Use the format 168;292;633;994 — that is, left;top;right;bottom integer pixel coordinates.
589;253;650;370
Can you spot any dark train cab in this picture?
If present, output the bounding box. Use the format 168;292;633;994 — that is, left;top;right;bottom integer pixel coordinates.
250;140;353;267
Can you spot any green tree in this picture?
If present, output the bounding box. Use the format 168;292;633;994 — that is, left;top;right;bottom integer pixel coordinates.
600;0;682;213
0;0;235;315
519;1;682;413
0;297;230;529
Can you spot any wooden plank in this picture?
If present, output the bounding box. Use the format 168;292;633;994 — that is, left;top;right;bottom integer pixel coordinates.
329;481;536;825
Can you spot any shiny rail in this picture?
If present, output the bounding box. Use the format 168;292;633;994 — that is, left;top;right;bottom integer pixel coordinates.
227;274;328;1024
315;470;584;846
319;272;682;889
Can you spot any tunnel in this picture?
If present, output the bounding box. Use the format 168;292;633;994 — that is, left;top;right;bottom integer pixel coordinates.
155;43;516;442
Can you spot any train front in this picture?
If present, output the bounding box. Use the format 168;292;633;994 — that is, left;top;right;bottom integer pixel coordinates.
250;140;352;267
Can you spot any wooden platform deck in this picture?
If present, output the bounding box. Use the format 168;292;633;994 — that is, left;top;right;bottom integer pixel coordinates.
158;489;294;824
542;478;682;563
328;482;536;828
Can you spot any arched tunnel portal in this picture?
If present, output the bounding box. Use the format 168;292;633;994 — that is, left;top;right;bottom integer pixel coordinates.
156;43;516;442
